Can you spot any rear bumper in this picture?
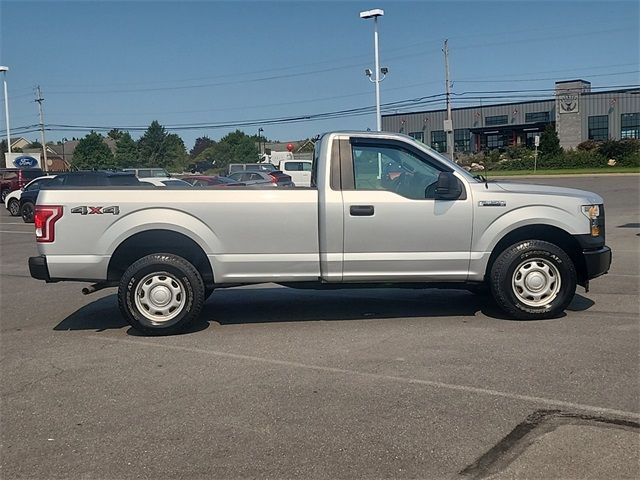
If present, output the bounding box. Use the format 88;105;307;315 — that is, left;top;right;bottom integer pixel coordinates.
583;246;612;280
29;255;52;282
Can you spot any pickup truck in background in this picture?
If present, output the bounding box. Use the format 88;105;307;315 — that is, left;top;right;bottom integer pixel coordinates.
29;131;611;335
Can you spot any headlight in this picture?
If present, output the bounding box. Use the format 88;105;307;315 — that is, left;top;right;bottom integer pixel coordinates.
581;205;600;219
581;204;602;237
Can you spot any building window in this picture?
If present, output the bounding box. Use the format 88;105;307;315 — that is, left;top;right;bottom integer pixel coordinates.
525;111;550;123
486;134;506;149
454;129;470;152
409;131;424;142
431;130;446;153
621;113;639;139
485;115;508;126
588;115;609;141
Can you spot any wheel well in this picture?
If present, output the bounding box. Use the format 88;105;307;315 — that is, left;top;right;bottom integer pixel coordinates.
485;225;587;285
107;230;214;288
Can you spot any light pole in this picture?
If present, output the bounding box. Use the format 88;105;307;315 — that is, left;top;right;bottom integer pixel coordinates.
360;9;388;132
257;127;264;159
0;66;11;154
61;137;68;169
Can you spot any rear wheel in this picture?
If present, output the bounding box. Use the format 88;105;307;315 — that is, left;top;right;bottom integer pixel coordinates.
118;253;205;335
0;190;8;203
490;240;576;320
21;201;35;223
8;199;20;216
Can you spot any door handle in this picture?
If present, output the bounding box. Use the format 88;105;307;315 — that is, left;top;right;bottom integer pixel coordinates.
350;205;375;216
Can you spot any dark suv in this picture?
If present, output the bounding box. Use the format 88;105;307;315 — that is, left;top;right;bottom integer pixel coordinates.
20;171;141;222
0;168;44;203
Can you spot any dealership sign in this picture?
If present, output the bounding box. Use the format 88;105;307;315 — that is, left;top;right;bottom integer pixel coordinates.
5;152;41;168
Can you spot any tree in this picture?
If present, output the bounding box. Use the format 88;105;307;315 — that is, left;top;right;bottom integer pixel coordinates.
114;132;139;168
190;136;216;158
137;121;168;167
217;130;259;164
0;139;6;163
73;132;115;169
107;128;124;141
539;124;562;157
164;133;189;171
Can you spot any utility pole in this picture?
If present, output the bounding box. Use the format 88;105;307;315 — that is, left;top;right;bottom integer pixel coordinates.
443;39;454;160
35;86;48;172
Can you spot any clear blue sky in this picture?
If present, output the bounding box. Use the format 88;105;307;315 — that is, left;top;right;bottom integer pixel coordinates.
1;0;638;149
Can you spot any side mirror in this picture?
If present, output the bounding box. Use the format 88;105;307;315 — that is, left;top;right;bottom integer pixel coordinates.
434;171;463;200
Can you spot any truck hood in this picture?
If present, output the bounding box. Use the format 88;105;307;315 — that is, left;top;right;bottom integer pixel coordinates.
491;181;603;204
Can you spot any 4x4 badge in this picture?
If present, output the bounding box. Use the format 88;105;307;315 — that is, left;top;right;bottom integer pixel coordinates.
71;206;120;215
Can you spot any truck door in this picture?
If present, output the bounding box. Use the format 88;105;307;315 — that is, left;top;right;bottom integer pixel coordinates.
341;137;473;281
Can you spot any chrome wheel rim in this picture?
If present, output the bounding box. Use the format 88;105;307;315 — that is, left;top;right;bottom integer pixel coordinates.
134;272;186;325
512;258;561;307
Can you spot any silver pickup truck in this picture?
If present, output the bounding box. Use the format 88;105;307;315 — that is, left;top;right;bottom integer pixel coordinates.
29;131;611;334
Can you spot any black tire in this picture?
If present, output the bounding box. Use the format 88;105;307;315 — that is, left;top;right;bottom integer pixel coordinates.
118;253;205;335
0;190;8;203
490;240;576;320
21;201;35;223
8;198;20;216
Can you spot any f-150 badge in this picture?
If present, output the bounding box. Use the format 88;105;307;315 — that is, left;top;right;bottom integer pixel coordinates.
71;206;120;215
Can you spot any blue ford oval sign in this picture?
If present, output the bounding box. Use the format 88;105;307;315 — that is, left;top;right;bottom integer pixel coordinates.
12;155;39;168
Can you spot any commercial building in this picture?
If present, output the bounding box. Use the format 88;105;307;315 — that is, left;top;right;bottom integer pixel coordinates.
381;80;640;154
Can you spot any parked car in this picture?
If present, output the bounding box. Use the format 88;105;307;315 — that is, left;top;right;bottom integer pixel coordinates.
181;175;244;187
5;175;56;216
278;160;312;187
227;170;294;187
20;171;141;222
226;163;277;176
139;178;193;188
123;168;170;178
0;168;44;203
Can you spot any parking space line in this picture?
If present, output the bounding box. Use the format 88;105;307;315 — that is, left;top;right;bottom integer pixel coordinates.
0;231;33;234
89;335;640;420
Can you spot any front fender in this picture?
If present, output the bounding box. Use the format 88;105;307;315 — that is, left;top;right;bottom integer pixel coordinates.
474;204;586;254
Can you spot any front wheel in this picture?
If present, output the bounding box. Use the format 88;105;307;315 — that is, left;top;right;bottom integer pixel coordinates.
0;190;8;203
118;253;205;335
490;240;576;320
21;201;35;223
8;199;20;216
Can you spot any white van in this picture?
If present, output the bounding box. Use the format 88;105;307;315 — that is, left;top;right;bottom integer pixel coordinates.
278;160;312;187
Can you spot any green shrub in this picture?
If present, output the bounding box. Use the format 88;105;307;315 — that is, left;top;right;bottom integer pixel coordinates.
577;140;600;151
598;139;640;160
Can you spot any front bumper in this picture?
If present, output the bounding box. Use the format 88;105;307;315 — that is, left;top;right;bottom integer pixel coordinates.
29;255;51;282
583;246;612;280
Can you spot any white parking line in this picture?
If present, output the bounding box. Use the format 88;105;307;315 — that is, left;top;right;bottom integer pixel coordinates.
90;335;640;420
0;231;33;234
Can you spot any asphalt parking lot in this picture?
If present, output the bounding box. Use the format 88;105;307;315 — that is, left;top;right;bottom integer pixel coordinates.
1;175;638;479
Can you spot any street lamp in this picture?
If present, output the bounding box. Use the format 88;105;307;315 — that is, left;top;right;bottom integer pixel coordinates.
360;9;388;131
0;66;11;154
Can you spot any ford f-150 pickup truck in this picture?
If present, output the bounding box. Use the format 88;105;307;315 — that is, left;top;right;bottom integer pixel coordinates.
29;131;611;334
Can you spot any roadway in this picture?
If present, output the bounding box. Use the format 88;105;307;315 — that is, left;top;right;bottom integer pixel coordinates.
1;175;638;479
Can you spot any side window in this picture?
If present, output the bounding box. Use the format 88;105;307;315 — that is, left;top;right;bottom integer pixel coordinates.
25;180;42;191
351;144;442;200
302;162;312;172
249;173;263;181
